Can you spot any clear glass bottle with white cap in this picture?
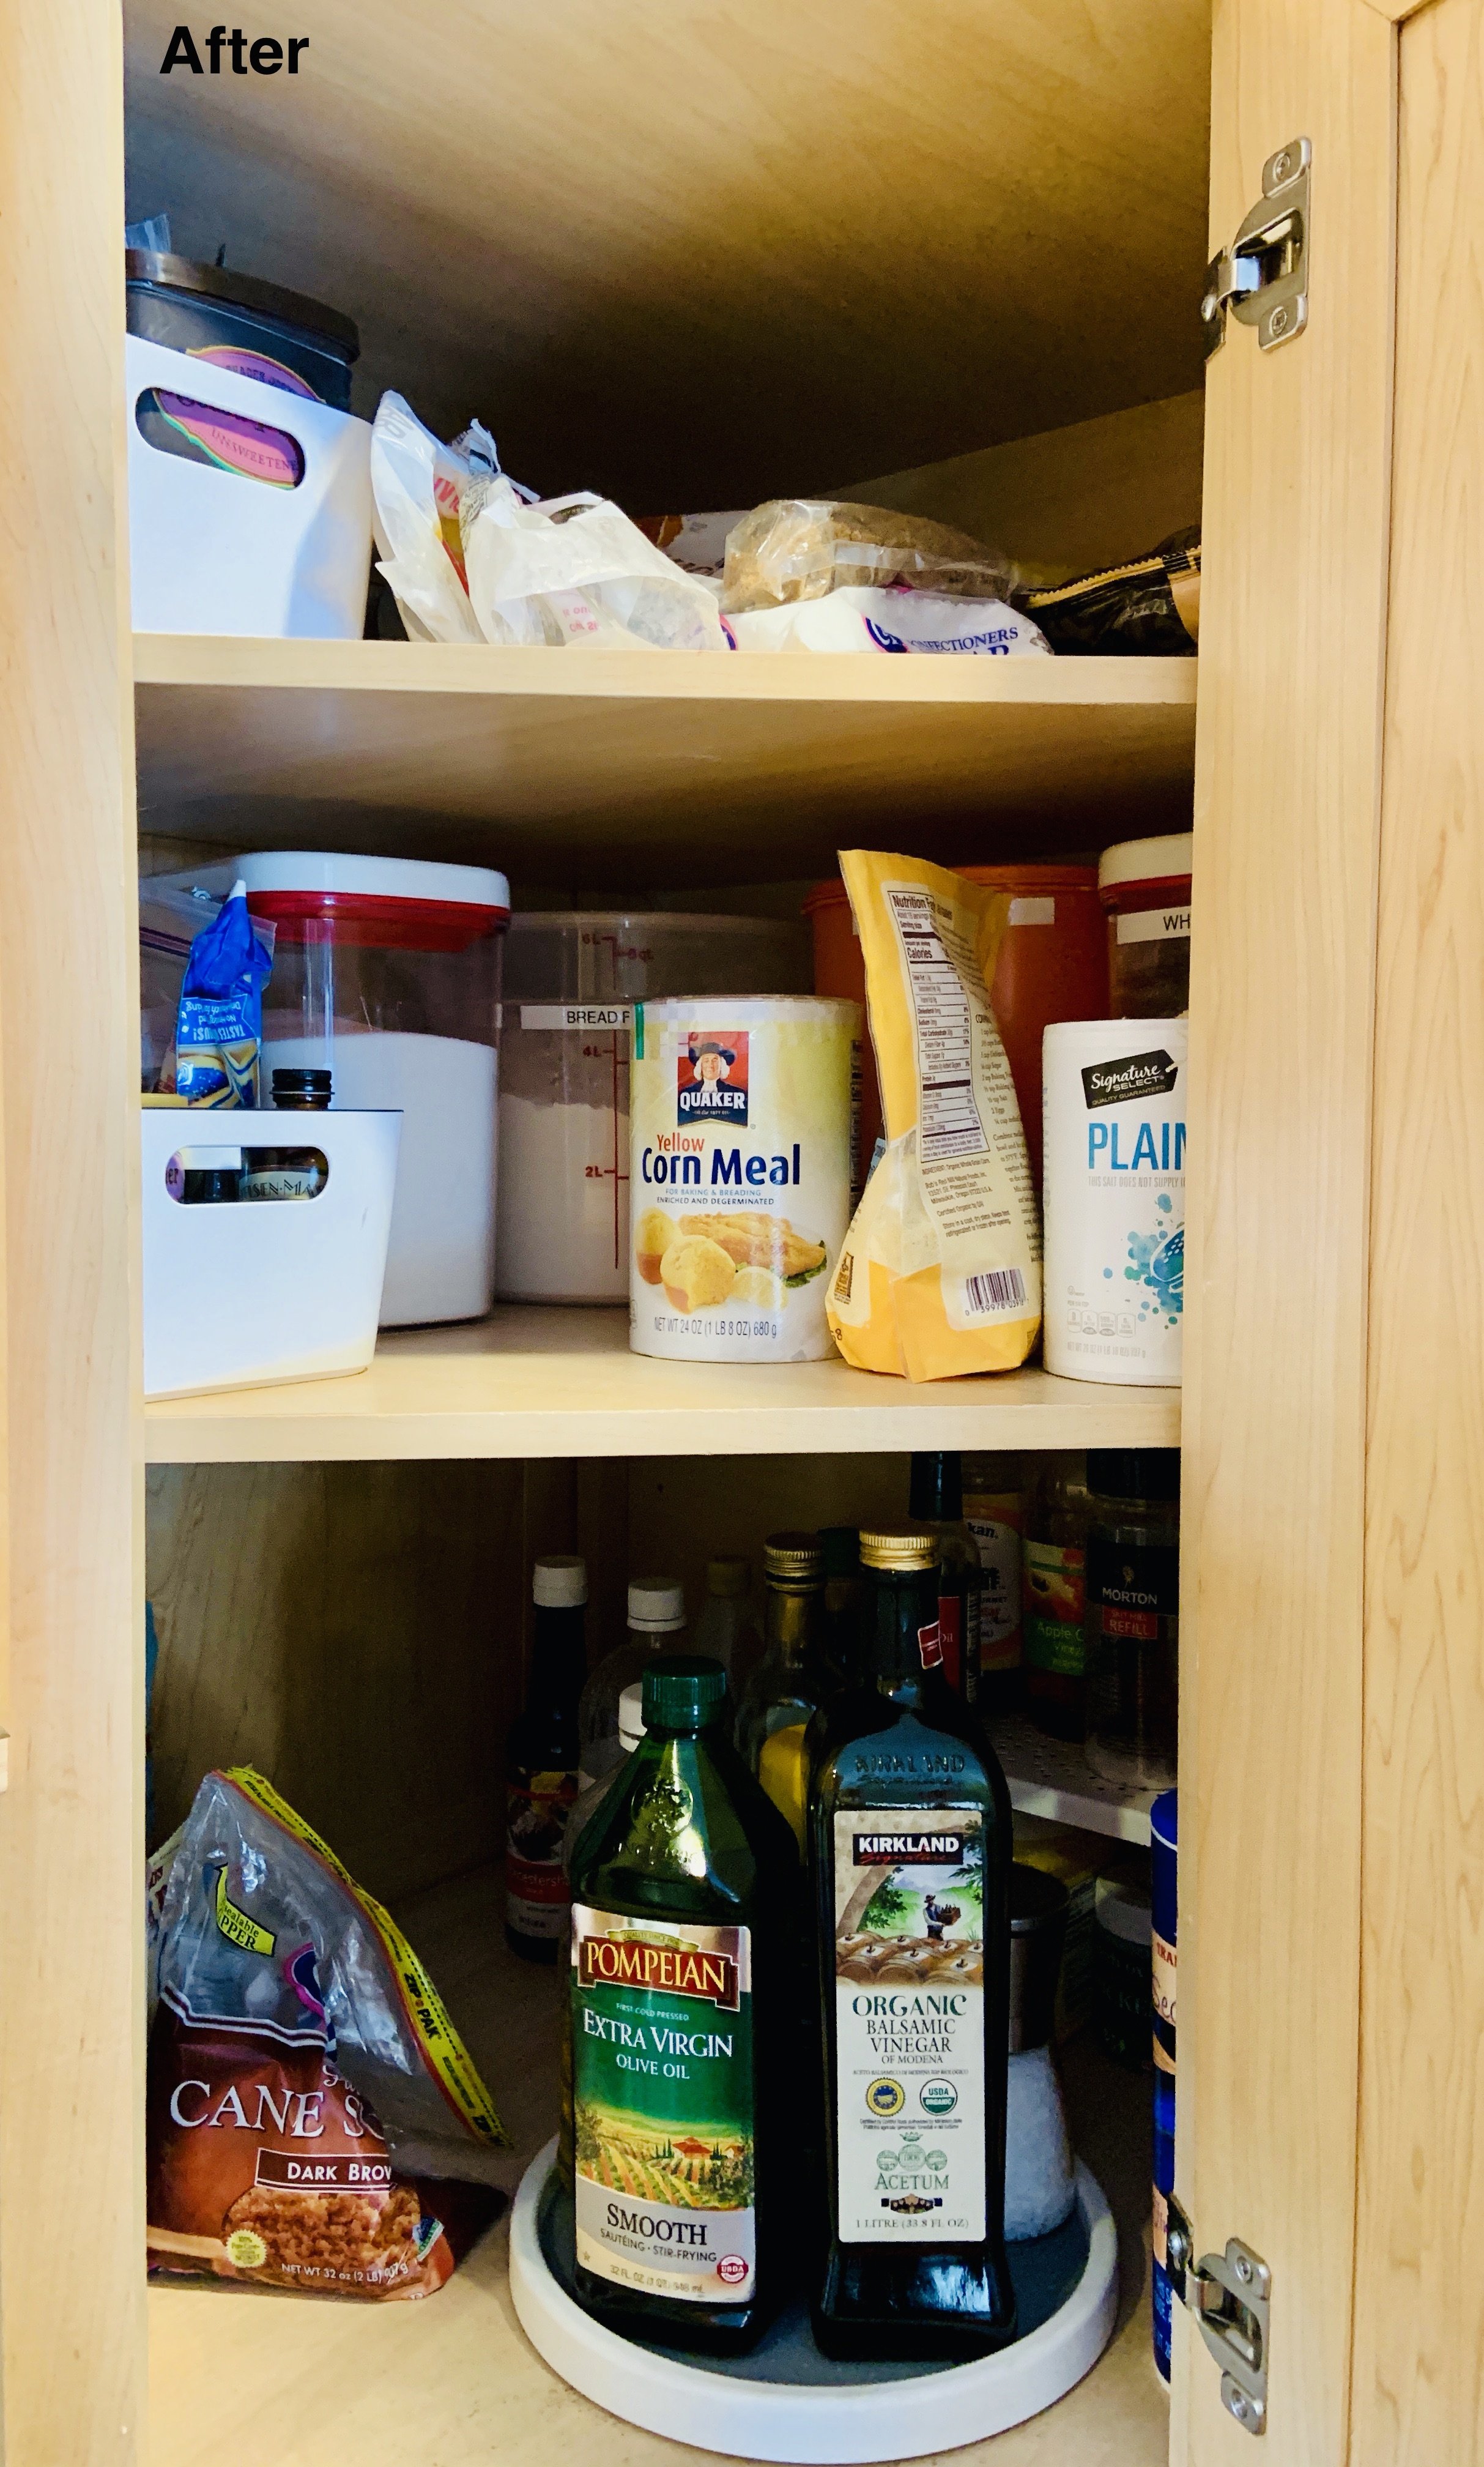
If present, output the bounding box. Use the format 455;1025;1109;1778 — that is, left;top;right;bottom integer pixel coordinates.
576;1577;687;1795
505;1556;588;1964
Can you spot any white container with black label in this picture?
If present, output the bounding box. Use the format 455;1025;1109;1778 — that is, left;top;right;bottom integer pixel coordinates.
1042;1018;1187;1387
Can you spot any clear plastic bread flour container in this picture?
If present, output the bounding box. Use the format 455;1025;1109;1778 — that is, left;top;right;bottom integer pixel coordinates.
240;852;509;1325
497;912;807;1303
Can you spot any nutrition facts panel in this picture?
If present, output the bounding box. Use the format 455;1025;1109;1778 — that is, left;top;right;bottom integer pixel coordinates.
887;887;989;1161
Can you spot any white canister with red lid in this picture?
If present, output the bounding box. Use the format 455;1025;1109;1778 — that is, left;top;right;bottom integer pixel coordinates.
239;851;510;1325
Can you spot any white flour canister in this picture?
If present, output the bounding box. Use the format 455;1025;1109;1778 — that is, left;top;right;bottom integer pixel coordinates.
629;997;858;1363
1042;1018;1187;1386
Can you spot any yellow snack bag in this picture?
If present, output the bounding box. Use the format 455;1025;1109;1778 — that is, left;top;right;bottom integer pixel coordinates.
826;852;1041;1380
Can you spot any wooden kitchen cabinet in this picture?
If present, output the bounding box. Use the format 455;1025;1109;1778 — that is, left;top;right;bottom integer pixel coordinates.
0;1;1478;2463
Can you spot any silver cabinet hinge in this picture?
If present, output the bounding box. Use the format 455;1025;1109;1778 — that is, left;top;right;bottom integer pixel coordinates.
1201;137;1310;358
1165;2194;1271;2435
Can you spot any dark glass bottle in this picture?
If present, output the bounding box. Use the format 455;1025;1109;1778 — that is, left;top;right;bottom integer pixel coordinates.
505;1555;588;1963
568;1655;801;2355
819;1525;867;1686
736;1532;829;1850
240;1064;332;1202
809;1527;1016;2362
907;1453;982;1706
1022;1456;1091;1741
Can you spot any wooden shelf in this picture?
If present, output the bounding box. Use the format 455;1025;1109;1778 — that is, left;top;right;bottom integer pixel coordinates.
147;1865;1169;2467
143;1306;1182;1464
133;635;1196;879
997;1715;1156;1847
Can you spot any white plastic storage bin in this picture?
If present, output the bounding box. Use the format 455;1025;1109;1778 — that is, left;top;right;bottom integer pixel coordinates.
141;1108;401;1399
126;333;373;637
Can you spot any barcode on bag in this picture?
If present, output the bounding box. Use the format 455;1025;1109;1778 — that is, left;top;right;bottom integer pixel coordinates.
963;1267;1027;1317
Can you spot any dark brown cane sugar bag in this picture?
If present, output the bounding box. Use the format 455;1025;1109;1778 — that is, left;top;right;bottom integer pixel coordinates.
147;1768;511;2299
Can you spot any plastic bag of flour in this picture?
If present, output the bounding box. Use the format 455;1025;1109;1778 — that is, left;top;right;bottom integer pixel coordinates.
369;392;511;644
728;587;1050;657
462;485;732;652
826;852;1041;1381
148;1768;511;2299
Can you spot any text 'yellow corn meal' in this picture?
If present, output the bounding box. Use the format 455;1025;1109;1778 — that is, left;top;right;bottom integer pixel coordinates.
826;852;1042;1381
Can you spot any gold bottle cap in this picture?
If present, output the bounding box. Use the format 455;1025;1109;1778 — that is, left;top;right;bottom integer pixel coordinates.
763;1530;825;1583
858;1527;940;1572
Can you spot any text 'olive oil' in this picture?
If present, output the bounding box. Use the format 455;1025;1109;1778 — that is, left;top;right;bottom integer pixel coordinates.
568;1654;802;2354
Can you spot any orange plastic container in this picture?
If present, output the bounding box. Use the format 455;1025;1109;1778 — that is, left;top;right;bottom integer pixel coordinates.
804;863;1108;1191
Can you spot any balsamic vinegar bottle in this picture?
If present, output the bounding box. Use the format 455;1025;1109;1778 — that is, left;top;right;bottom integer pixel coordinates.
568;1655;802;2355
809;1527;1016;2362
505;1557;589;1962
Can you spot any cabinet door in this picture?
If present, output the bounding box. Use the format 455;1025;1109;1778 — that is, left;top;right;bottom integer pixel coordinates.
1351;2;1484;2460
0;2;143;2465
1178;1;1397;2461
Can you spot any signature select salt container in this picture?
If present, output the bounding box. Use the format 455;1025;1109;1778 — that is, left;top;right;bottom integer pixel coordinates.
241;852;509;1325
1042;1018;1186;1386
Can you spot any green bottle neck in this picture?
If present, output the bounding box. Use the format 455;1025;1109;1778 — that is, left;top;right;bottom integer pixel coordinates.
863;1567;944;1711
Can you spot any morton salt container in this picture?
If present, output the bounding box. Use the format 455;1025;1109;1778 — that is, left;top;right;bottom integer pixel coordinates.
1041;1018;1187;1385
629;996;857;1363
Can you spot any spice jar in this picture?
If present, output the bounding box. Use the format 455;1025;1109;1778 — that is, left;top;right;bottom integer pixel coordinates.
1099;833;1193;1018
1085;1448;1179;1790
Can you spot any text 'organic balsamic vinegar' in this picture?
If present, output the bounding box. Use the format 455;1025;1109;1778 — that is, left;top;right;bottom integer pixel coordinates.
810;1527;1017;2362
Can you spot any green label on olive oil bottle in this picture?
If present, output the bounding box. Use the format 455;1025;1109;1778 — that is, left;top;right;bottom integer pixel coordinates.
571;1904;755;2302
832;1812;987;2241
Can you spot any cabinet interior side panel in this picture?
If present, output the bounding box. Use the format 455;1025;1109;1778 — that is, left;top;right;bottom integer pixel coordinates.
1176;0;1396;2459
147;1462;527;1900
1351;5;1484;2460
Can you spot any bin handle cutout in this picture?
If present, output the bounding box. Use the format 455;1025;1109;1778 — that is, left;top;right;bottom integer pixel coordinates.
165;1147;330;1203
135;388;306;489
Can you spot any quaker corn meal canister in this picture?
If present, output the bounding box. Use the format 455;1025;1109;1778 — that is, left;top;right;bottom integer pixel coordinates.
630;997;858;1362
1042;1017;1187;1386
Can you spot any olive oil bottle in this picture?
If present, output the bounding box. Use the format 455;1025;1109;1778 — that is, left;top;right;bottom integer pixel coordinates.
567;1654;802;2354
809;1527;1016;2362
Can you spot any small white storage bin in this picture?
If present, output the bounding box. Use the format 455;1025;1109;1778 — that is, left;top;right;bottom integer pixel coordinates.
126;333;373;637
141;1108;401;1399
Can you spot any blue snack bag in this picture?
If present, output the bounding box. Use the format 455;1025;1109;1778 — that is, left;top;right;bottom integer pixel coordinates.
173;881;273;1106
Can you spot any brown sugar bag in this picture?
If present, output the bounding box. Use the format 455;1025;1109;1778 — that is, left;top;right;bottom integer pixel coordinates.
147;1768;511;2299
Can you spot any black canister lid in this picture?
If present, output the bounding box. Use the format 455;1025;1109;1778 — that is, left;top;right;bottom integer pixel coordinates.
1087;1448;1181;1504
124;249;360;359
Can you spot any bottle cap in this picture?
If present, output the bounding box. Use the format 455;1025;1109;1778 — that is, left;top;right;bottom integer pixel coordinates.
628;1577;686;1632
819;1525;861;1580
908;1451;962;1522
1086;1449;1181;1504
532;1555;587;1608
705;1555;750;1599
763;1531;824;1584
859;1527;939;1572
641;1654;728;1730
618;1681;647;1752
271;1065;333;1109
